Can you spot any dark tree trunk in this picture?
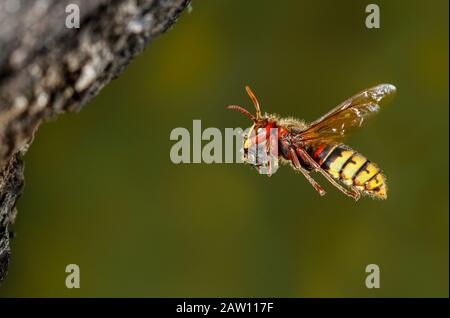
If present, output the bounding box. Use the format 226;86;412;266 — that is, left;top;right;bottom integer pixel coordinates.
0;0;191;284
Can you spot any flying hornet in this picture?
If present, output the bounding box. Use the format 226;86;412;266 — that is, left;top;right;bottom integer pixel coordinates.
226;84;396;201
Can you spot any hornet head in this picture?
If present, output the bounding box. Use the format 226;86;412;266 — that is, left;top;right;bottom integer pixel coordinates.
226;86;279;175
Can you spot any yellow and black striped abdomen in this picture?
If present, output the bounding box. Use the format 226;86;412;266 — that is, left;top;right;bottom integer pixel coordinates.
309;143;387;199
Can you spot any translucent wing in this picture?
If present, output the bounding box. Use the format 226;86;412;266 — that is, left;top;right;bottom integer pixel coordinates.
299;84;396;143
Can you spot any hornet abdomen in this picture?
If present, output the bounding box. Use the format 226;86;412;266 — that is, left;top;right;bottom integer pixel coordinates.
308;143;387;199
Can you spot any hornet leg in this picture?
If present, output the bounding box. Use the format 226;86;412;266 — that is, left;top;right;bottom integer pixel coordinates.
296;147;361;201
289;148;326;196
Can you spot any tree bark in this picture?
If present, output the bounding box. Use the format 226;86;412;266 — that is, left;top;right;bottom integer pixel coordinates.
0;0;191;284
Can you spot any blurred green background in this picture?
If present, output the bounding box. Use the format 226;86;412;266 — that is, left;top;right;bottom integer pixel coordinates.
1;0;448;297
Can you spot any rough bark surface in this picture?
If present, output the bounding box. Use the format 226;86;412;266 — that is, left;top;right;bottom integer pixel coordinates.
0;0;190;284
